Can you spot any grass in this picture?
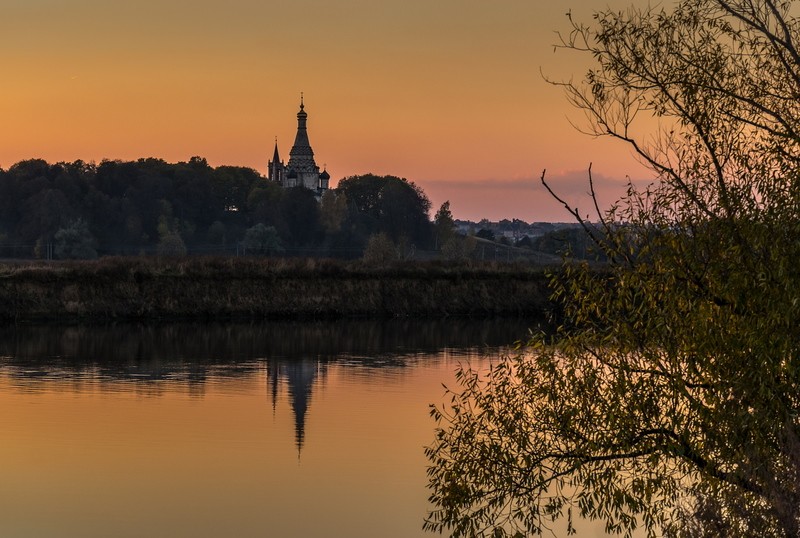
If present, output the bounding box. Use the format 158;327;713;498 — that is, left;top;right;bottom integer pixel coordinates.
0;257;557;323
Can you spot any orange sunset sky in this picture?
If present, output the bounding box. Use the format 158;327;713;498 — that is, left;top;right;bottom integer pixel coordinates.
2;0;664;222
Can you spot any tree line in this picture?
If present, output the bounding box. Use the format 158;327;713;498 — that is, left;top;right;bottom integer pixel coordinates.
0;158;437;259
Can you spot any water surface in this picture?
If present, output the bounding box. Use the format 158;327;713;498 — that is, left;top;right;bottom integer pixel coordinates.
0;320;622;537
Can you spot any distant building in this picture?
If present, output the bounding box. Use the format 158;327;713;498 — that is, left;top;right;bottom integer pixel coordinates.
268;95;330;195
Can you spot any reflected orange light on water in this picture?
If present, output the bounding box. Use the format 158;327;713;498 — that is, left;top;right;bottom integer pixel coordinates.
0;316;638;538
0;358;471;538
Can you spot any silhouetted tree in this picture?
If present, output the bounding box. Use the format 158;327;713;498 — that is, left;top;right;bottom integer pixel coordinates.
247;182;287;236
281;187;321;247
434;200;455;250
362;232;397;266
207;220;227;247
320;190;347;233
211;165;261;213
427;1;800;537
0;159;443;260
337;174;433;249
157;231;187;256
514;235;534;249
475;228;495;241
54;219;97;259
242;223;283;255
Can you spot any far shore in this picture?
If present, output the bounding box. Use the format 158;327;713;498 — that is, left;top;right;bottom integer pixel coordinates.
0;257;558;324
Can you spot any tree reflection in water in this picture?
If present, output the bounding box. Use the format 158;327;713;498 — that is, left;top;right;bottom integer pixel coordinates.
0;319;534;453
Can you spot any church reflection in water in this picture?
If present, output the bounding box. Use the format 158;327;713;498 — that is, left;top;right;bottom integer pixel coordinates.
0;318;537;452
268;357;326;453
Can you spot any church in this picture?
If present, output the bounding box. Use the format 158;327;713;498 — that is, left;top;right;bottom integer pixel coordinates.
268;96;330;195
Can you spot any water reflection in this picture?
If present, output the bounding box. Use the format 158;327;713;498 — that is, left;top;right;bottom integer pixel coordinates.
0;319;533;454
270;358;322;452
0;318;532;365
0;319;630;538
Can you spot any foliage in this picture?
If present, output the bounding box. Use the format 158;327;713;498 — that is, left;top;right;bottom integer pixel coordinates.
242;223;284;255
246;181;289;241
211;165;260;212
426;1;800;537
362;232;398;266
33;238;51;260
320;190;348;233
0;257;554;323
0;162;445;258
0;158;264;254
532;226;604;261
441;236;477;262
156;231;187;257
514;235;533;249
207;220;227;246
434;200;456;249
475;228;495;242
281;187;321;246
337;173;433;248
54;219;98;260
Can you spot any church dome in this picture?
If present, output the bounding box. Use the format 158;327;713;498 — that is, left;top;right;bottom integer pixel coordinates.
320;169;330;180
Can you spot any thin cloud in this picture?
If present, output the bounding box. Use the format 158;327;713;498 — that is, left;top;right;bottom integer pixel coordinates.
421;170;655;222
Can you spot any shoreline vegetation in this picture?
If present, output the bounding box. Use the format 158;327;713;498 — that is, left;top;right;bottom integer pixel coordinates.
0;257;556;324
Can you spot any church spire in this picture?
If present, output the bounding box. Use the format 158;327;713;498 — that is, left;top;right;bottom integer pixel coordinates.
287;94;317;176
269;95;328;193
268;137;284;183
295;95;308;135
272;138;281;164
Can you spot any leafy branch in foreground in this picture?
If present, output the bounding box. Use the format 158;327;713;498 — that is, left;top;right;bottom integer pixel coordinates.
426;1;800;536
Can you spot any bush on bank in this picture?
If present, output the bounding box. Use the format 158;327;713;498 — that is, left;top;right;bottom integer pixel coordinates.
0;257;556;323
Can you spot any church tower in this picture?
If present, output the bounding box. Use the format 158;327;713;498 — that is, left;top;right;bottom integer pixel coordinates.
268;140;284;184
286;94;318;189
268;95;329;195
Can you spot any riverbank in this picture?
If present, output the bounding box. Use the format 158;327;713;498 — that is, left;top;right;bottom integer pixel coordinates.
0;257;556;323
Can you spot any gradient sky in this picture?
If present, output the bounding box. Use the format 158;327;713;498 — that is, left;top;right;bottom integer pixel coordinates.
1;0;662;221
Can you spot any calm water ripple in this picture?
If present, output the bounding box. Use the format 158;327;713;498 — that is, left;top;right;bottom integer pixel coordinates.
0;319;621;538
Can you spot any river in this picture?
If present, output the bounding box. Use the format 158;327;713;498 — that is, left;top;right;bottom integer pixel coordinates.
0;320;625;538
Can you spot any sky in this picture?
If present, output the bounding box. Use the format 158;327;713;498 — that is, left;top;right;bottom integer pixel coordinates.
1;0;661;222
